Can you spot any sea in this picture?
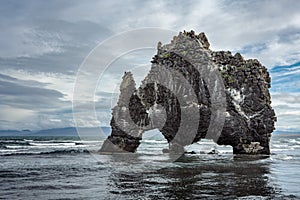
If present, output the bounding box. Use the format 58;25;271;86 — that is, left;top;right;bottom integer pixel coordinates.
0;133;299;199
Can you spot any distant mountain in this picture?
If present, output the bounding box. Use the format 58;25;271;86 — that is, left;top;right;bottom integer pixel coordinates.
273;130;300;135
0;127;298;137
0;129;29;136
0;127;111;137
33;127;78;136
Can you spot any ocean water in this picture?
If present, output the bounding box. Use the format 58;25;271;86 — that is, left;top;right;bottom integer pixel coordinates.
0;134;299;199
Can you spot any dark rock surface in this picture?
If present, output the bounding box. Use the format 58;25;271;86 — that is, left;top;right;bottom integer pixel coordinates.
99;31;276;154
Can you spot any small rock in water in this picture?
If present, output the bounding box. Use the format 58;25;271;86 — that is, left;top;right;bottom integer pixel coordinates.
162;148;169;153
185;151;197;154
208;149;220;155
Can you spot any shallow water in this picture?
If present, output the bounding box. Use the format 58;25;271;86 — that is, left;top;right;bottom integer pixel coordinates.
0;134;299;199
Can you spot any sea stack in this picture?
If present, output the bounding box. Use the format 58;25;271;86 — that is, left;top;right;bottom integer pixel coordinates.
99;31;276;154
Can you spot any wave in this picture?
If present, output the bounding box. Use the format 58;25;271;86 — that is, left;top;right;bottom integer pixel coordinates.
0;140;31;146
0;139;100;149
40;148;91;154
272;144;289;148
280;138;300;144
0;148;92;156
29;142;76;147
0;141;31;150
142;140;167;144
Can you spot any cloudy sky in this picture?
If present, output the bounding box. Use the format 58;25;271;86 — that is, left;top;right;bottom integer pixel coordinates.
0;0;299;131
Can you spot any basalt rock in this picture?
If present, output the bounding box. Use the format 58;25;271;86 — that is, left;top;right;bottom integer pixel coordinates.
99;31;276;154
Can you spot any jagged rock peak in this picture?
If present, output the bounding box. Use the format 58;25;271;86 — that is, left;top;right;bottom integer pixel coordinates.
157;30;210;50
120;71;136;91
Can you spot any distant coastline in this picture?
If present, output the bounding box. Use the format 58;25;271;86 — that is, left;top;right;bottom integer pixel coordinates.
0;127;111;137
0;127;298;137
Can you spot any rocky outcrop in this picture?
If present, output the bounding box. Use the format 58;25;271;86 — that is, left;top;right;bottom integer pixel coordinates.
99;31;276;154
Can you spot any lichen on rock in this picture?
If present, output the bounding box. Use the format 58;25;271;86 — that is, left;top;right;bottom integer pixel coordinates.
99;31;276;155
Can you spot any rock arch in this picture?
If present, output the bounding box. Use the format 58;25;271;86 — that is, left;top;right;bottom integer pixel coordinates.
99;31;276;154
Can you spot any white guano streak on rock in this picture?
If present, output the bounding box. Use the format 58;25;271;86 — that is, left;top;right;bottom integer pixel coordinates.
228;88;248;119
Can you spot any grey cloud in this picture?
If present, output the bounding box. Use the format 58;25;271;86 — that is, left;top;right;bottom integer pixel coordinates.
0;73;48;88
0;74;70;112
0;19;112;74
271;92;300;131
0;80;62;97
272;93;300;104
0;73;74;130
277;26;300;44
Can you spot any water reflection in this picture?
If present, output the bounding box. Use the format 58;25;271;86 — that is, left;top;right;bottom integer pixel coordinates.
105;154;280;199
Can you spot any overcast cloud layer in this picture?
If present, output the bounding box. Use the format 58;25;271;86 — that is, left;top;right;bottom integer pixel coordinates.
0;0;299;131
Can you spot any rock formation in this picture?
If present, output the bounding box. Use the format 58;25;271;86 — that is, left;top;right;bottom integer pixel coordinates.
99;30;276;154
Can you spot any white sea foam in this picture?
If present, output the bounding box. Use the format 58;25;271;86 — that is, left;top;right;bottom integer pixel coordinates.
142;140;167;144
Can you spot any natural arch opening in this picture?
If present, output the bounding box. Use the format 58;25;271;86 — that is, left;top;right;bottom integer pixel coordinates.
137;129;168;154
185;139;233;155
